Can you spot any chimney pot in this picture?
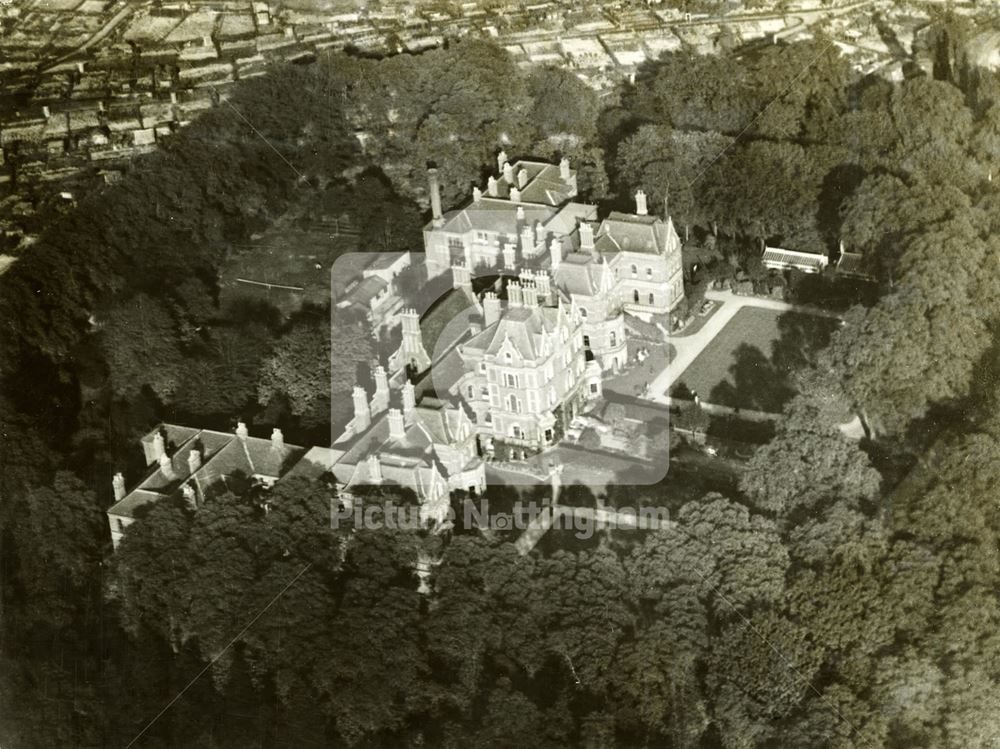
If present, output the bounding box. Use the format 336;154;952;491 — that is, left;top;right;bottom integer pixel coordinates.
112;472;126;502
367;453;383;483
635;189;648;216
388;408;405;440
428;168;443;225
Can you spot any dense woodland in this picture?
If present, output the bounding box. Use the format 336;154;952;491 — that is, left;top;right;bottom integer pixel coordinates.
2;22;1000;748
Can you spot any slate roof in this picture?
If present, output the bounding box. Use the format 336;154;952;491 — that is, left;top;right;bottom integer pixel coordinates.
594;212;676;256
490;160;577;206
462;305;563;361
435;197;556;236
554;253;614;297
110;425;305;519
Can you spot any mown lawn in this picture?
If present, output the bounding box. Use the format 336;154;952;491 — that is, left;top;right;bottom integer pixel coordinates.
671;307;839;413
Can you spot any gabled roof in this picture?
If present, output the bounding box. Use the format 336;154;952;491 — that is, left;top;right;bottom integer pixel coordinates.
433;197;556;235
594;212;677;256
553;252;614;298
489;160;577;206
462;305;563;361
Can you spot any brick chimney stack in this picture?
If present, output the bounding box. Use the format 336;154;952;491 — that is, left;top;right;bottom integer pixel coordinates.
367;453;382;483
487;175;498;197
402;380;416;417
560;157;570;181
579;221;594;254
503;161;514;185
388;408;405;440
517;168;528;189
236;421;249;441
158;453;176;480
635;189;648;216
428;168;444;227
152;432;166;461
271;428;285;451
187;449;202;475
497;149;508;173
353;386;371;433
510;186;521;203
550;237;562;270
483;292;501;327
112;472;126;502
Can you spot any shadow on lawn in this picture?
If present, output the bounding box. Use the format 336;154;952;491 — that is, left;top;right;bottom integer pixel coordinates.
675;310;837;413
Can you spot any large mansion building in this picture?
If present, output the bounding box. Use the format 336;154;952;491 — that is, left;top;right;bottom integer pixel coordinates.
107;154;681;546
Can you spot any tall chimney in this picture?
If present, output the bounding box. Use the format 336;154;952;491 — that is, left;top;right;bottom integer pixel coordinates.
508;281;524;307
236;421;249;441
271;428;285;451
579;221;594;253
635;189;648;216
158;453;176;480
497;150;508;173
503;161;514;185
560;157;570;181
152;432;166;461
428;168;443;227
187;449;202;474
367;453;383;483
473;185;482;202
522;281;537;307
402;380;416;416
112;472;126;502
550;237;562;270
372;365;389;413
520;224;534;255
503;244;516;269
517;168;528;189
534;220;544;245
352;386;371;433
388;408;405;440
483;292;501;327
182;483;197;508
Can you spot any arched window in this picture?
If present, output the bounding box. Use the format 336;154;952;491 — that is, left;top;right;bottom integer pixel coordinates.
579;307;588;318
633;289;640;303
468;385;475;399
630;264;637;276
648;292;655;305
610;331;616;347
583;334;590;348
646;267;653;278
485;412;492;423
511;424;522;439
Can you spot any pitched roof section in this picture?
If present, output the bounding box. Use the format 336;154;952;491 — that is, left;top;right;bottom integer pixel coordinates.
435;197;556;236
594;212;681;257
554;253;615;298
462;305;562;361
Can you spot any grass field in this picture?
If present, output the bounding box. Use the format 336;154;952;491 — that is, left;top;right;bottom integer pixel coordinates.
672;307;839;413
